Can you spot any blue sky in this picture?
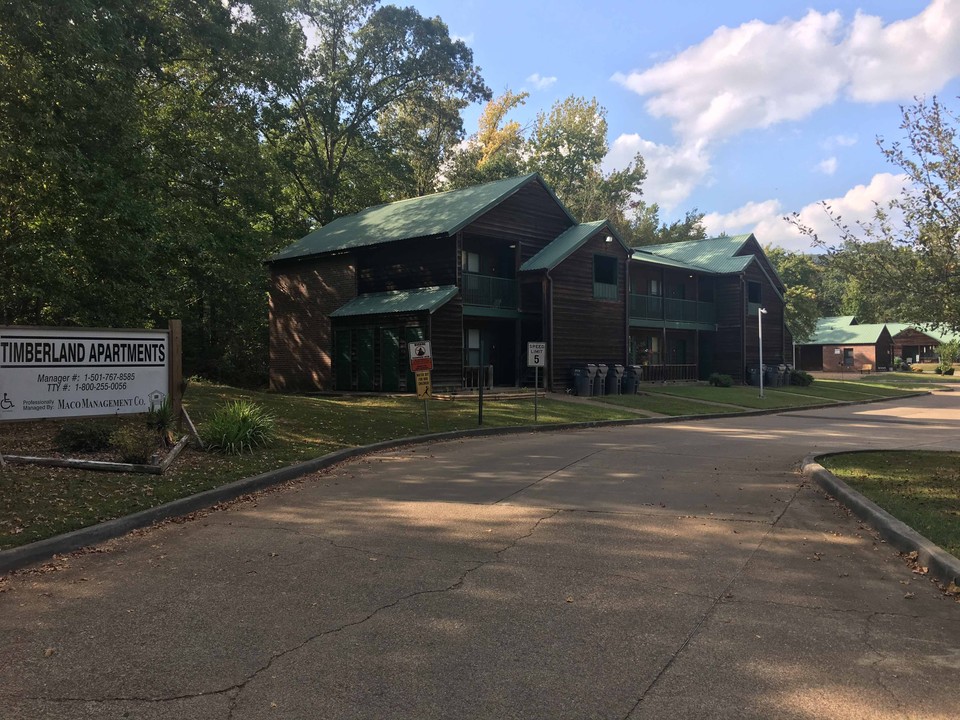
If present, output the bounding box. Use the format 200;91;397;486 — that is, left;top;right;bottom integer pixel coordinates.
408;0;960;250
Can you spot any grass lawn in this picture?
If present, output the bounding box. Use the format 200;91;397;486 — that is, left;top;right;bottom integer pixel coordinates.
639;384;833;410
599;393;743;416
822;451;960;559
0;382;635;551
853;372;960;390
777;380;914;401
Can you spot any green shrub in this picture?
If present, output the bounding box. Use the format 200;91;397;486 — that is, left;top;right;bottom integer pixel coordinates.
708;373;734;387
935;366;943;374
203;400;275;455
944;367;955;376
111;425;158;464
54;420;117;452
146;397;175;446
790;369;814;386
893;356;904;370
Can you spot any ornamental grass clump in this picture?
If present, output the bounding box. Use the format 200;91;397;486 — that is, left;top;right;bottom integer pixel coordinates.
203;400;275;455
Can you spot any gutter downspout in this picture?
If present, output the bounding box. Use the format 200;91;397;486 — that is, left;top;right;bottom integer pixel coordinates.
546;269;555;392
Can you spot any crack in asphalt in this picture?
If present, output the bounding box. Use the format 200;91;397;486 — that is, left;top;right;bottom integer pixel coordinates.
492;450;605;504
621;480;807;719
861;612;909;718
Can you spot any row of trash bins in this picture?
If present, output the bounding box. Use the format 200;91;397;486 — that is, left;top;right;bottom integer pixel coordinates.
571;363;641;396
746;364;792;387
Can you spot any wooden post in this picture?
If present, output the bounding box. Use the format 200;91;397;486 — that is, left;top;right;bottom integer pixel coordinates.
168;319;183;430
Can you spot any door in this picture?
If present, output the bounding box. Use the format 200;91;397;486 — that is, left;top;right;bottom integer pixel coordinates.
380;328;400;392
356;329;374;391
334;329;352;390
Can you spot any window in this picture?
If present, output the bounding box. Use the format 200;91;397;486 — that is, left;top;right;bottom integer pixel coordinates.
593;255;618;300
466;328;481;366
747;281;762;315
649;279;661;297
462;251;480;274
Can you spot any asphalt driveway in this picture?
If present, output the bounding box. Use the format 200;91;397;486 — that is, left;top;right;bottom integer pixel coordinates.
2;392;959;719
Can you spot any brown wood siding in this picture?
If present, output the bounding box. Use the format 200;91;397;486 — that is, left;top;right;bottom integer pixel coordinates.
892;328;942;360
713;276;744;381
429;296;464;389
269;255;356;392
465;181;575;265
357;236;457;294
743;263;787;374
549;233;629;390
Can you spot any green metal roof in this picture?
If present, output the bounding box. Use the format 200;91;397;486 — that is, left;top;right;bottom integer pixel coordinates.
815;316;858;332
519;221;613;272
886;323;960;344
633;234;755;274
270;174;565;262
630;248;714;273
806;323;889;345
330;285;458;318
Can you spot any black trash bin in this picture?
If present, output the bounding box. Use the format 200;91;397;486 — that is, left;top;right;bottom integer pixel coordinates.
583;364;598;396
763;364;778;388
571;367;592;396
594;364;608;396
624;365;643;394
747;367;759;386
606;364;624;395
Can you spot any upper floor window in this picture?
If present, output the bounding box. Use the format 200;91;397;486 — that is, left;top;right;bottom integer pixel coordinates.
747;280;762;315
649;279;661;297
594;255;618;300
462;251;480;274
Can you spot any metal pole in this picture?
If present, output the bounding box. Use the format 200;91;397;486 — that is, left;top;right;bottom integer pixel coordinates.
478;341;484;426
534;365;539;422
424;398;430;432
759;307;766;399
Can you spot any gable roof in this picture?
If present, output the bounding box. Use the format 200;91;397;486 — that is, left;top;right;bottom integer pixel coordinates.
805;322;890;345
634;234;756;274
814;316;858;334
270;174;573;263
330;285;458;318
887;323;960;344
519;221;628;272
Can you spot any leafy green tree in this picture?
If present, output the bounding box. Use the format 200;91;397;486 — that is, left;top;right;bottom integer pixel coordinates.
263;0;489;223
526;96;646;231
764;247;821;342
937;339;959;372
443;90;529;189
792;96;960;333
628;204;707;247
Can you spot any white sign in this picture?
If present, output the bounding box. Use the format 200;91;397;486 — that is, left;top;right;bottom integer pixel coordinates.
527;342;546;367
0;327;169;421
834;349;842;355
408;340;433;371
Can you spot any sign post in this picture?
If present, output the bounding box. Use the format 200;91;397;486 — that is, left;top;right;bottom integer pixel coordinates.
527;342;546;422
408;341;433;431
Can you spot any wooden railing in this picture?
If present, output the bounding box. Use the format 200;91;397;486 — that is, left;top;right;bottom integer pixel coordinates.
634;364;698;383
463;365;494;389
630;294;715;324
462;273;517;309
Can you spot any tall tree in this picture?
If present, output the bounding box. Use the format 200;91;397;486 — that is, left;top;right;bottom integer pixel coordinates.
628;204;707;247
526;96;646;231
792;96;960;333
263;0;489;223
765;248;821;342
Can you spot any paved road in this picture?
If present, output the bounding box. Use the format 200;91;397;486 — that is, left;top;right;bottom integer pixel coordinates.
2;393;959;719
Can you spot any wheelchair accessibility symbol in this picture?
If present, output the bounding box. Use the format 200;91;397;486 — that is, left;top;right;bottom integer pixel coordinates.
0;393;13;410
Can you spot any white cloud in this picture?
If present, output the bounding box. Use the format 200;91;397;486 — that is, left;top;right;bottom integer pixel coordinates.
817;157;838;175
612;1;960;144
607;134;711;211
451;32;475;45
702;173;908;251
525;73;557;90
823;133;858;149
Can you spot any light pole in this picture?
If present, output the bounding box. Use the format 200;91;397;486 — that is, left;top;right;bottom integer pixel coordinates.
758;307;768;398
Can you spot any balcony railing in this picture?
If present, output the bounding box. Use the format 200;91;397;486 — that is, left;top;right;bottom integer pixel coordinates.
629;294;715;325
593;282;618;301
462;273;517;309
634;364;699;383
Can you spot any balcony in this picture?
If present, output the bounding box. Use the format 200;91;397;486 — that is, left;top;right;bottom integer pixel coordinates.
462;273;517;310
629;294;716;328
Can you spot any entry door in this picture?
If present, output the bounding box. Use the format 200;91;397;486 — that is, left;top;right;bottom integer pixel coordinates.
334;330;352;390
356;329;374;391
843;348;854;368
381;328;400;391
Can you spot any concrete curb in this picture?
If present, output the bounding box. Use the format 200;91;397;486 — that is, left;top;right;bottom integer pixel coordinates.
803;453;960;586
0;390;929;574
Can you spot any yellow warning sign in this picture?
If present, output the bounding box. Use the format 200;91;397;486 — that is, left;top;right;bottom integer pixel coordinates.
415;371;431;399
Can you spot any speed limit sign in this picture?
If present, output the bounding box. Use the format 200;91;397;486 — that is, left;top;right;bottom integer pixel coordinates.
527;342;546;367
